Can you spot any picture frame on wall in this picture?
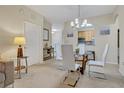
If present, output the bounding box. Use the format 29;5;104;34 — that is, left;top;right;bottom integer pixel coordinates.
43;28;49;41
100;26;110;35
67;33;73;37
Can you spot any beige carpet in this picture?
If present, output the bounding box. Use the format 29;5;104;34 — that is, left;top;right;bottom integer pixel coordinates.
14;59;124;88
14;63;67;88
63;71;80;87
59;64;124;88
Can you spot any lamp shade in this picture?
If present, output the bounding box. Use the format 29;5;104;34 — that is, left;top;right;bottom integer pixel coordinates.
14;36;26;45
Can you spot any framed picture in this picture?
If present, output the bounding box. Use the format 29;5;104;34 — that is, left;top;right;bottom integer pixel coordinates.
100;26;110;35
43;28;49;41
67;33;73;37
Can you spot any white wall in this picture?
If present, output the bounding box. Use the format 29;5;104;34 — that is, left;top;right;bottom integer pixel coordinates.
0;6;51;64
43;18;52;47
114;6;124;76
63;14;119;64
88;14;115;62
62;22;78;51
107;18;118;64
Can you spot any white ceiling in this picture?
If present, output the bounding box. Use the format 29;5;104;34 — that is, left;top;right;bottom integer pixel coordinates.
28;5;117;25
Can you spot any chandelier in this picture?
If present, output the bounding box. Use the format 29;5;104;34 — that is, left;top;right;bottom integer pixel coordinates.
70;5;93;29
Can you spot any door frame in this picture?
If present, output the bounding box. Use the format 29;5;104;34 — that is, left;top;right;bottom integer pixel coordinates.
117;29;120;64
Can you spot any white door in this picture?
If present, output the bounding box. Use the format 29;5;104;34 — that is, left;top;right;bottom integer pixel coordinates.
24;22;43;66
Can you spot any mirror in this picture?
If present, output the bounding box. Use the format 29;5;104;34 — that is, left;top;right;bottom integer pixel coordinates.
43;28;49;41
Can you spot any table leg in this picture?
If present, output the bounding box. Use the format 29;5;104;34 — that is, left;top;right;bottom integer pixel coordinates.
17;58;21;79
25;58;28;74
80;67;84;75
17;59;19;74
84;55;88;70
93;51;95;60
80;55;88;75
53;50;54;58
80;59;84;75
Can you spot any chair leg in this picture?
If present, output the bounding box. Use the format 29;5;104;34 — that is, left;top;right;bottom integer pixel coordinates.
12;83;14;88
103;73;107;80
63;70;70;82
88;65;91;77
4;83;14;88
92;71;106;80
88;66;106;79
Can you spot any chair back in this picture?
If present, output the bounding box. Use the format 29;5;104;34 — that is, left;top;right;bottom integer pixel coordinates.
61;44;75;71
78;44;85;55
101;43;109;62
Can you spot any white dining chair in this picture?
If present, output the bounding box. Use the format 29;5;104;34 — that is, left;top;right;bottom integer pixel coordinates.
78;44;85;55
61;44;80;87
88;43;109;79
75;44;85;61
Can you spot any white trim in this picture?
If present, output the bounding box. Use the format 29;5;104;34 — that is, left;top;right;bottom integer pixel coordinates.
106;61;118;65
119;68;124;76
119;62;124;76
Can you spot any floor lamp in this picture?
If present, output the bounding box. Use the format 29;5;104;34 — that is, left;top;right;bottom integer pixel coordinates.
14;36;26;58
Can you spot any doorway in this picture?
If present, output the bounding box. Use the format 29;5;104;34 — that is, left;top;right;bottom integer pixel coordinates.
52;29;62;60
117;29;120;64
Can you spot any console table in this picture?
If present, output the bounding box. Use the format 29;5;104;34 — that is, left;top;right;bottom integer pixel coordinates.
43;47;54;61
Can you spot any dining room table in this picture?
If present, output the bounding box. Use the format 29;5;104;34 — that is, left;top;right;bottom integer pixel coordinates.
74;50;95;75
75;54;88;75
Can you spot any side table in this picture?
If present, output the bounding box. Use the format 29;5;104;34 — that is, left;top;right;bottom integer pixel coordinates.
15;56;28;79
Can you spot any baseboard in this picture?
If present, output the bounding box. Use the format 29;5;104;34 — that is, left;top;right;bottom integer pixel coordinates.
119;63;124;76
119;68;124;76
106;61;118;65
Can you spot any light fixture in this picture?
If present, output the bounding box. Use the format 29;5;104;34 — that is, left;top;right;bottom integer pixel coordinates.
52;28;57;34
52;31;55;34
70;5;93;30
14;36;26;58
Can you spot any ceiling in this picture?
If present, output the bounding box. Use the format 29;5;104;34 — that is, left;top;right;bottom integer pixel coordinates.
28;5;117;29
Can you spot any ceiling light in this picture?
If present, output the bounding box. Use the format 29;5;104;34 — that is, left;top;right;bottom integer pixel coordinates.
70;5;93;30
52;29;57;32
52;32;55;34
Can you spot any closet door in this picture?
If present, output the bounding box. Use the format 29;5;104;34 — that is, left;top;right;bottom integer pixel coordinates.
24;22;43;66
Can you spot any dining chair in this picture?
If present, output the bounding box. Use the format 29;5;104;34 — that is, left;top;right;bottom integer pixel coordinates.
78;44;85;55
75;44;85;62
88;43;109;79
61;44;80;87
